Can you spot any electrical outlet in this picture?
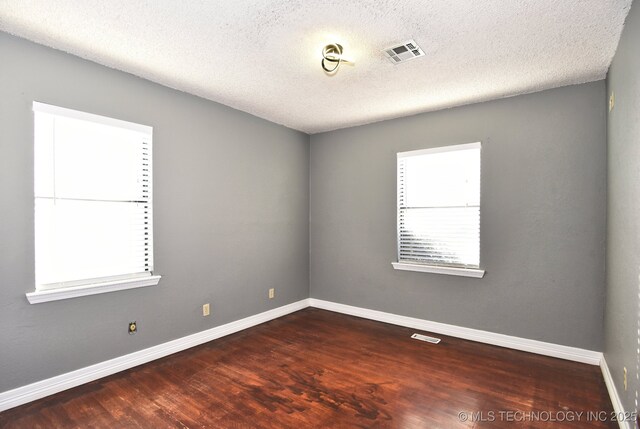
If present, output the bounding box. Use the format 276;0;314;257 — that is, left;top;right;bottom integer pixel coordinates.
268;288;275;299
609;91;615;112
128;321;137;335
203;303;210;317
624;367;628;390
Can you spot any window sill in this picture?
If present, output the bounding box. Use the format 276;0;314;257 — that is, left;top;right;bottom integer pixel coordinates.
391;262;485;278
26;275;162;304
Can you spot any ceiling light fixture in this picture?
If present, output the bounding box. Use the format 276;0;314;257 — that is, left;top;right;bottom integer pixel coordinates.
321;43;353;74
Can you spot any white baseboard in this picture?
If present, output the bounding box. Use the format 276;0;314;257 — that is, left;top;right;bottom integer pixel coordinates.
601;357;634;429
0;299;310;412
0;297;608;414
308;298;602;365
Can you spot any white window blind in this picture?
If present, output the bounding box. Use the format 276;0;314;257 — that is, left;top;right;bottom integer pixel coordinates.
33;102;154;290
397;142;481;269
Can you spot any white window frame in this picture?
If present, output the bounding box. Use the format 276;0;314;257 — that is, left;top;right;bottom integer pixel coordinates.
27;102;161;304
391;142;485;278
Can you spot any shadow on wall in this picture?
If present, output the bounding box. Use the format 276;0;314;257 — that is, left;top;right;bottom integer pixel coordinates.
636;271;639;414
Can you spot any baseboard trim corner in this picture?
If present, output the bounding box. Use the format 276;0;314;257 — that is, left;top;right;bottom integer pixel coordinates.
0;298;310;412
601;356;635;429
308;298;602;365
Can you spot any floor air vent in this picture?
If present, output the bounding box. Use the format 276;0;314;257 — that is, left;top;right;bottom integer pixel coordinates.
382;39;424;64
411;333;441;344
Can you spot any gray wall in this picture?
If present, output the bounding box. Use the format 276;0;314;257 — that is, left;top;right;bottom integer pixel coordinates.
0;33;309;392
0;26;615;396
605;0;640;415
310;81;607;351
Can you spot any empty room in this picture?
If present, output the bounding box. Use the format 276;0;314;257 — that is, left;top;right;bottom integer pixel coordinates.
0;0;639;427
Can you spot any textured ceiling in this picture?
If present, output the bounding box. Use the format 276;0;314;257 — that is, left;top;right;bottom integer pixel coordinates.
0;0;632;133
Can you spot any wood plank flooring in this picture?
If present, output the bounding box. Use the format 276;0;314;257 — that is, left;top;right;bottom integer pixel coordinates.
0;308;618;428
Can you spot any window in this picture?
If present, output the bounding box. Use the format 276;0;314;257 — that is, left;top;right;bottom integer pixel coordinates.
392;142;484;278
27;102;160;303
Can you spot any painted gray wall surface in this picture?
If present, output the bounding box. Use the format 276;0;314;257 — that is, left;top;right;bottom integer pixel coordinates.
310;81;607;351
605;0;640;415
0;33;309;392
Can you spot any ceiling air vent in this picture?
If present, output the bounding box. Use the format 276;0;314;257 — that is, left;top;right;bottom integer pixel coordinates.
382;39;424;65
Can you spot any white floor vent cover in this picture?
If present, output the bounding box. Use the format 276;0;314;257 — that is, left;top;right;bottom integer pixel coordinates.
411;333;441;344
382;39;424;64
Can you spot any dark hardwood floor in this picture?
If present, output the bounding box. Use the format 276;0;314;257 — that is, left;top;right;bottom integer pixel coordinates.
0;308;617;428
